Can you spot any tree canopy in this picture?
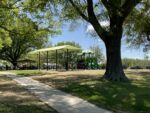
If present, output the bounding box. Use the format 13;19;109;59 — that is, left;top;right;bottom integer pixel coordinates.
0;0;61;68
125;0;150;49
90;45;104;63
0;15;49;68
0;0;17;48
55;41;81;48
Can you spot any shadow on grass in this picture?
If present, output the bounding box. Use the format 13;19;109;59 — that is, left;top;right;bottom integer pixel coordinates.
61;80;150;113
20;72;58;77
56;72;150;113
29;70;150;113
34;73;100;88
0;75;58;113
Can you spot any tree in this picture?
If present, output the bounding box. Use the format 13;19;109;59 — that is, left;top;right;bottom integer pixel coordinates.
122;58;150;67
64;0;143;81
125;0;150;49
90;45;104;63
124;1;150;61
55;41;81;48
0;15;58;69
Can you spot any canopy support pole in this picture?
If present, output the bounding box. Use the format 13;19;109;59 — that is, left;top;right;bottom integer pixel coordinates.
66;49;69;71
47;51;49;71
56;50;58;71
39;52;41;70
89;53;91;69
37;54;38;69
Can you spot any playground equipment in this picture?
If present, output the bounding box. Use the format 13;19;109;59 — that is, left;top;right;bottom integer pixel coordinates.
77;50;99;69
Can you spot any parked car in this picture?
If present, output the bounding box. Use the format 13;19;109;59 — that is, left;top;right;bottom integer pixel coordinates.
0;63;6;70
122;64;128;69
130;66;143;69
146;66;150;69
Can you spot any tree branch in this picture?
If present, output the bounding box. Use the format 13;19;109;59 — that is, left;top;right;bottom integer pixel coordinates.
101;0;111;15
87;0;107;41
68;0;89;22
121;0;142;19
0;0;21;9
0;25;12;32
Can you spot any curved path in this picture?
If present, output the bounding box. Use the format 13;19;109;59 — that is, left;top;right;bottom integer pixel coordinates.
1;72;112;113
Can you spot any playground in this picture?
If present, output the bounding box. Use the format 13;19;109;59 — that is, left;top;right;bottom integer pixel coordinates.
0;45;100;71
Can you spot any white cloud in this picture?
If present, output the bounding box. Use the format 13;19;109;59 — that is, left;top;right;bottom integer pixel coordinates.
100;21;110;27
86;25;94;33
86;21;110;33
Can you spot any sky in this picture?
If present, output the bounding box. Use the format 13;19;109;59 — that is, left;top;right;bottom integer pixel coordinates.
50;23;148;60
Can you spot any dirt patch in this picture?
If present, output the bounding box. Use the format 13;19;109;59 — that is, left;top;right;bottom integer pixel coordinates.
32;70;104;88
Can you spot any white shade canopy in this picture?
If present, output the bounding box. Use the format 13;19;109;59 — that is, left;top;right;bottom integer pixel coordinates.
29;45;81;54
82;50;94;54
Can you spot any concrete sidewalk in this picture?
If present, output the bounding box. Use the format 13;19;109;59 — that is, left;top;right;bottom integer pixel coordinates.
2;72;112;113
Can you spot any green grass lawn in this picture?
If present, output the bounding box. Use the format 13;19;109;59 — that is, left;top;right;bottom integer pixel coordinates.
60;76;150;113
4;70;44;76
3;69;150;113
0;74;58;113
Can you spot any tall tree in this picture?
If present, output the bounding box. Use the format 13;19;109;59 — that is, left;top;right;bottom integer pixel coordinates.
64;0;142;81
20;0;145;81
0;15;59;69
90;45;104;63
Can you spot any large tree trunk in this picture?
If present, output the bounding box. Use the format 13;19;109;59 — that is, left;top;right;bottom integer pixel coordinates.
103;37;128;81
12;61;18;70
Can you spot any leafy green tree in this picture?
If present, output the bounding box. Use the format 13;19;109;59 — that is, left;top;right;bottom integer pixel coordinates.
90;45;104;63
0;15;58;69
55;41;81;48
124;1;150;61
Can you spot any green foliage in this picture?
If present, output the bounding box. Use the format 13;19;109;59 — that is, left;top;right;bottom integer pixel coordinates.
55;41;81;48
0;0;18;48
0;29;11;48
53;41;81;68
0;0;61;50
90;45;105;63
122;58;150;67
0;0;61;67
125;0;150;49
0;15;56;67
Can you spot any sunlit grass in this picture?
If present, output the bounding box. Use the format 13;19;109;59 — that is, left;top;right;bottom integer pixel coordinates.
6;70;43;75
